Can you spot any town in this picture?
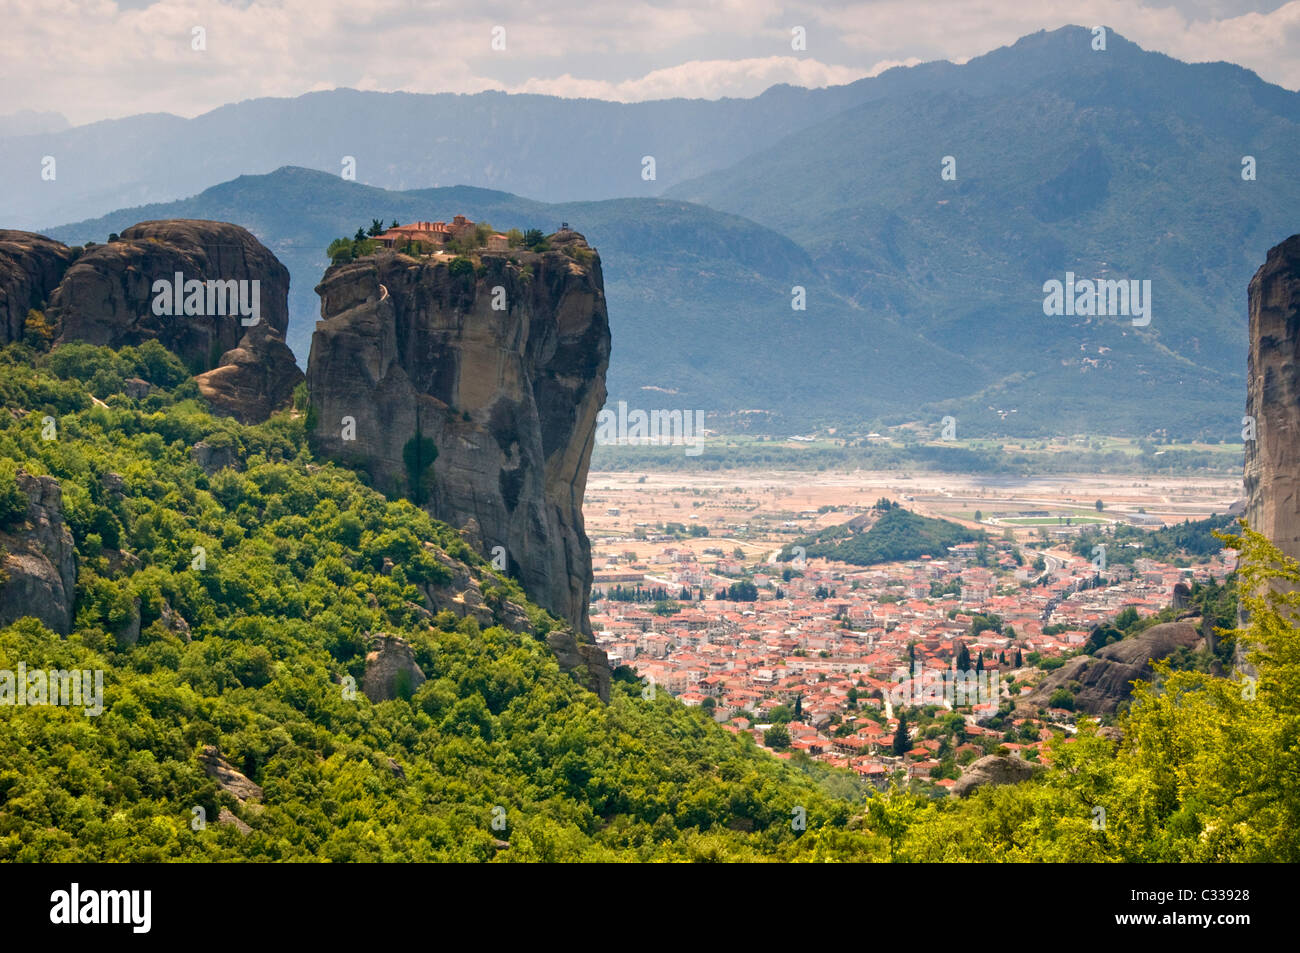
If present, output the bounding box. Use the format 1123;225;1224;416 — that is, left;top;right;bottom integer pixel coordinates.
585;469;1238;794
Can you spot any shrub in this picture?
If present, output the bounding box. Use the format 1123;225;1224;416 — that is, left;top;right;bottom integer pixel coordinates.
0;460;27;528
1048;688;1075;710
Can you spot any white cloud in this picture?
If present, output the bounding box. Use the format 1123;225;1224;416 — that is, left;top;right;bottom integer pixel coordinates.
0;0;1297;125
509;57;881;101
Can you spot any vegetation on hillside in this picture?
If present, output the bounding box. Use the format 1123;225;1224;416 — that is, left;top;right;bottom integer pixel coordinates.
1070;513;1238;567
780;502;984;566
875;527;1298;862
1;339;1294;861
0;342;883;861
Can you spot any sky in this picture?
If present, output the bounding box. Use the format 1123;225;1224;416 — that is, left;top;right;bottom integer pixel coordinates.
3;0;1300;126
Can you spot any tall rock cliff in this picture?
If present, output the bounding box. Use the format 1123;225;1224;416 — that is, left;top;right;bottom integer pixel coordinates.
1244;234;1300;562
306;231;610;650
0;471;77;636
0;230;75;343
0;220;302;422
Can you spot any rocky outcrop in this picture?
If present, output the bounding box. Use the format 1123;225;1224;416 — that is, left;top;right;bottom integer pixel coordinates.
545;629;613;703
0;221;302;422
217;807;253;835
194;331;303;423
0;471;76;635
1245;234;1300;561
1241;235;1300;670
362;634;428;702
190;438;241;475
953;754;1044;797
1020;620;1204;715
306;231;610;650
414;543;611;700
199;745;264;804
0;230;75;343
420;547;530;632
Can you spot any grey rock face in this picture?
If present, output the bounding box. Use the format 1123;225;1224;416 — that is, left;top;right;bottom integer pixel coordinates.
1021;620;1203;715
362;634;428;702
0;230;75;344
1245;234;1300;562
306;235;610;644
2;221;302;423
953;754;1045;798
0;471;76;635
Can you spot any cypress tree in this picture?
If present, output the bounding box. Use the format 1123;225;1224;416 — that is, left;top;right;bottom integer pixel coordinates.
893;711;911;755
956;641;971;671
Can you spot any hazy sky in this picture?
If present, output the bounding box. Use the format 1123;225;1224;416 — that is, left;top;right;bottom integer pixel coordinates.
4;1;1300;125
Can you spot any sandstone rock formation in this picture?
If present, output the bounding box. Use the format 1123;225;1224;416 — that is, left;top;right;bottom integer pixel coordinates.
0;221;302;423
199;745;264;804
412;543;611;701
362;633;428;702
1245;233;1300;561
306;231;610;652
953;754;1044;797
420;547;530;632
190;438;241;475
217;807;253;835
1020;619;1203;715
0;471;77;635
545;629;613;703
0;230;75;343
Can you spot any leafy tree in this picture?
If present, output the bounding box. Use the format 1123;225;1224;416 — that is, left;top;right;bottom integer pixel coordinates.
1048;688;1075;710
23;309;55;349
724;580;758;602
402;430;438;505
763;723;790;749
0;460;27;528
327;238;354;264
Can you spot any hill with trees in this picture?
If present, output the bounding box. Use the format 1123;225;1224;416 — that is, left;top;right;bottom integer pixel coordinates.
1;340;1296;860
0;340;881;860
781;502;984;566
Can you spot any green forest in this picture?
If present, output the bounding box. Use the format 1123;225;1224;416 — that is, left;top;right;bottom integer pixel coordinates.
1;341;1297;861
1070;513;1239;566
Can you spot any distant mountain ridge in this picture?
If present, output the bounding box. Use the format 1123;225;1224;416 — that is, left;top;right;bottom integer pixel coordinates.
28;25;1300;436
668;26;1300;435
0;78;934;230
44;168;972;429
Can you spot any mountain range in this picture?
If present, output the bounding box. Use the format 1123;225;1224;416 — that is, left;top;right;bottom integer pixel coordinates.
23;25;1300;437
